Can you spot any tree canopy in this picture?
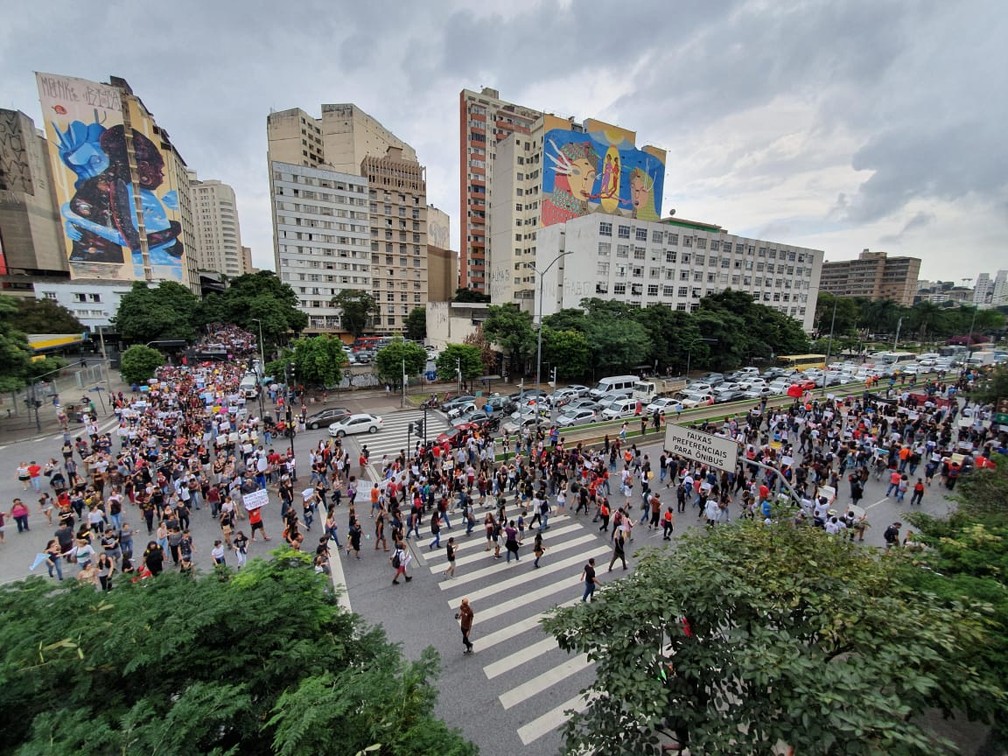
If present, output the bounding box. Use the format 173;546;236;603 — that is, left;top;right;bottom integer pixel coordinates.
330;289;376;339
481;304;535;377
435;344;483;390
375;337;428;389
405;307;427;341
544;522;1003;755
10;297;84;334
287;335;346;388
119;344;165;385
0;551;474;755
112;281;201;344
0;296;34;392
453;287;490;303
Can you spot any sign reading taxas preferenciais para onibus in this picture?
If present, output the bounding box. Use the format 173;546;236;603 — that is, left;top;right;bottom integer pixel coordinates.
664;424;740;473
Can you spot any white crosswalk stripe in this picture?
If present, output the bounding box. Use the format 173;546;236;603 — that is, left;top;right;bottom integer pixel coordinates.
353;409;450;463
408;499;624;749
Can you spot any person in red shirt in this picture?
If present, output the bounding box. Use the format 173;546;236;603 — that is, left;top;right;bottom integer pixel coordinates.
249;506;271;542
27;461;43;493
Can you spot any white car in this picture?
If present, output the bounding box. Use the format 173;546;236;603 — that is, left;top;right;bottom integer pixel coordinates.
447;402;477;419
328;413;383;437
679;392;715;408
645;396;684;414
556;408;597;427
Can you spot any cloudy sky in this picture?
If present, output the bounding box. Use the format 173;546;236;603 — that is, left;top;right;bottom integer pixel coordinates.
2;0;1005;283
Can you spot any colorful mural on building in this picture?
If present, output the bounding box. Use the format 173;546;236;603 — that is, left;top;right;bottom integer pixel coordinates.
35;72;185;282
541;127;665;227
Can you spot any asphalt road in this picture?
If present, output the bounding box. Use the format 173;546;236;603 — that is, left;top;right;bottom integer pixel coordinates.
0;390;959;755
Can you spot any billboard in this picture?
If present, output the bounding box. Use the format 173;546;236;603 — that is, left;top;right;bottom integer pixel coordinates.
541;127;665;227
36;72;185;282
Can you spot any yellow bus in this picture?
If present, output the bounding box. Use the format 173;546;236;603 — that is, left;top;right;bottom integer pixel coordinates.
777;353;827;371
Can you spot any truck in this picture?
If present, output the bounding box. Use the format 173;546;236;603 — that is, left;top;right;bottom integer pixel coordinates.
633;377;688;402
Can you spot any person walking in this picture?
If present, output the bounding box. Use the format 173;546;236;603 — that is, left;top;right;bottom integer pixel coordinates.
428;510;442;551
598;499;611;533
581;557;601;602
504;520;520;563
455;597;474;654
910;478;925;507
390;539;412;585
662;506;675;541
608;528;628;572
533;531;545;568
444;537;457;578
11;498;30;533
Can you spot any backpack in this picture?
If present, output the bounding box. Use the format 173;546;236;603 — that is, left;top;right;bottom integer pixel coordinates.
392;551;401;568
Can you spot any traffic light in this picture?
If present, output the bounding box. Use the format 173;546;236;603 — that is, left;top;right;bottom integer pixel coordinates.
287;361;296;383
415;419;424;438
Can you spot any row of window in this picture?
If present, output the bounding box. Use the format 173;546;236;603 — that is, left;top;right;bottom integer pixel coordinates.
597;221;811;262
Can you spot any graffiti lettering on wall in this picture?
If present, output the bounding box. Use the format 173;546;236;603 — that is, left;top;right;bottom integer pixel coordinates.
36;72;185;283
541;128;665;227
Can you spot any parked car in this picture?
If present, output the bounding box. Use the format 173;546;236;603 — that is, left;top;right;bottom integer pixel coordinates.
328;413;383;437
502;415;540;435
686;381;714;394
567;398;602;412
556;408;597;427
440;395;476;413
714;389;747;403
447;402;477;419
550;387;580;407
567;384;591;397
483;395;517;415
305;407;352;430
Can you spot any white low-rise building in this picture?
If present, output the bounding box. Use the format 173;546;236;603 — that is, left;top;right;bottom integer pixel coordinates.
34;280;133;330
531;214;823;331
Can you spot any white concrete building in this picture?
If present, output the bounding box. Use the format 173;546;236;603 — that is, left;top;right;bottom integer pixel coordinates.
270;161;370;333
190;178;248;278
532;214;823;332
34;280;133;330
976;270;1008;308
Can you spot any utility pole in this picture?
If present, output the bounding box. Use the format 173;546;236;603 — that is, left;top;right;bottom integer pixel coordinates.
893;317;903;351
456;357;462;395
401;358;406;408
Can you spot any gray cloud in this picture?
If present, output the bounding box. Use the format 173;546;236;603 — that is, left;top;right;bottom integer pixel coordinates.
0;0;1005;278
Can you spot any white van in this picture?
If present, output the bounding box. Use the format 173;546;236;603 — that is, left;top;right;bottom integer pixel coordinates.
239;373;259;399
601;397;639;420
590;375;639;400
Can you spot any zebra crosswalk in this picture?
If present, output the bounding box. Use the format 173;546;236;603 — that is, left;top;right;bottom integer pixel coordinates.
351;409;450;466
415;504;626;750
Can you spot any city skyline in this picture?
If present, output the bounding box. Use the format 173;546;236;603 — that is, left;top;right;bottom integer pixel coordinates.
3;0;1004;283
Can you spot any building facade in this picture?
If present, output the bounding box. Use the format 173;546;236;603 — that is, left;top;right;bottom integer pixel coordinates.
34;279;133;330
426;205;456;302
533;214;823;331
190;177;247;278
362;147;427;332
459;87;541;294
35;73;199;290
819;249;921;307
488;112;668;309
266;105;416;173
974;271;1008;308
271;162;370;333
0;109;69;295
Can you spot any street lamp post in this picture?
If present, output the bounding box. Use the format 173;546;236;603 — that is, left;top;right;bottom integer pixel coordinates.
532;250;573;428
823;296;838;392
251;318;266;419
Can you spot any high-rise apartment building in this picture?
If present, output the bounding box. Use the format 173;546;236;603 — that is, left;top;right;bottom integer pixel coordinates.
362;147;427;332
488;113;667;309
534;214;822;331
0;108;68;291
426;205;456;302
190;177;247;278
35;73;199;291
974;271;1008;308
267;105;416;173
459;87;541;294
818;249;921;307
270;161;370;333
242;246;254;274
268;103;427;334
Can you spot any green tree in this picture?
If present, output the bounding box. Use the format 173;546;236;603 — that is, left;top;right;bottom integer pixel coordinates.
405;307;427;341
119;344;165;385
463;325;501;375
453;287;490;303
583;315;651;375
375;337;428;389
113;281;201;343
0;551;474;755
290;335;346;388
691;309;748;371
11;298;84;334
857;298;904;336
542;307;590;334
481;304;535;377
0;296;32;392
435;344;483;391
219;272;307;345
632;305;690;373
25;355;67;383
544;523;1002;755
813;293;860;337
542;328;590;380
903;456;1008;747
330;289;376;339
